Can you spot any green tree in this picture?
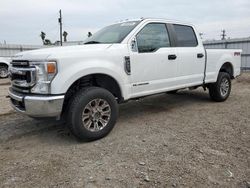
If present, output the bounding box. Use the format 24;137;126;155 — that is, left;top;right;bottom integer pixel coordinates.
40;31;46;44
63;31;68;42
87;32;92;38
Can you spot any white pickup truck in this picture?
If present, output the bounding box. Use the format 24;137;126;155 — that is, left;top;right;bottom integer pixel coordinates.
9;18;241;141
0;57;11;78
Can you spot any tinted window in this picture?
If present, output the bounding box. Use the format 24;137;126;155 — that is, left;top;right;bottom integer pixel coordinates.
173;24;198;47
136;23;170;53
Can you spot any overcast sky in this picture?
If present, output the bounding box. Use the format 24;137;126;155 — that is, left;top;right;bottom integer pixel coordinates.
1;0;250;45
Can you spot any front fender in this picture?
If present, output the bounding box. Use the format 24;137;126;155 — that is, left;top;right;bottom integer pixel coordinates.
0;57;11;67
0;62;9;67
51;59;129;99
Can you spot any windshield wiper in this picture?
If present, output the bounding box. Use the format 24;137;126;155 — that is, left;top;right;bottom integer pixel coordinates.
84;41;101;45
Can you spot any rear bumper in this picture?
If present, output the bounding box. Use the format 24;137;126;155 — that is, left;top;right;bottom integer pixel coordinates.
8;88;65;118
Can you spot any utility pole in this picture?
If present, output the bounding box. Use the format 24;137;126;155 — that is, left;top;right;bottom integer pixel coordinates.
221;29;226;40
58;9;63;46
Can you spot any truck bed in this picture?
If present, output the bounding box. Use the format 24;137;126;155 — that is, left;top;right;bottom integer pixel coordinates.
205;49;242;83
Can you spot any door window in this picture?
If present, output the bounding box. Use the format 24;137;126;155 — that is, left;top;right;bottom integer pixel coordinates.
136;23;170;53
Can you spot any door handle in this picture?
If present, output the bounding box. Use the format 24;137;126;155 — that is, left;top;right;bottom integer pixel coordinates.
197;53;204;58
168;54;177;60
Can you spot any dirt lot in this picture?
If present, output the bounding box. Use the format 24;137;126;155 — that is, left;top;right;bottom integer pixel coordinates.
0;74;249;188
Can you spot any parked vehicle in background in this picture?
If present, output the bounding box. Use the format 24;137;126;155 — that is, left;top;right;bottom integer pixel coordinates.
8;18;242;141
0;57;11;78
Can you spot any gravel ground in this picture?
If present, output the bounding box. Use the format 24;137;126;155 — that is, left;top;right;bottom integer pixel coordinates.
0;78;10;86
0;73;249;188
0;79;13;115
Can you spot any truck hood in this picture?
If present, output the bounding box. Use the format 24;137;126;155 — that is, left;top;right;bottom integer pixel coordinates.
12;44;113;60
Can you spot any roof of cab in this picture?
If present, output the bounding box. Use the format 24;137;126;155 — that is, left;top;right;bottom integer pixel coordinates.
116;18;195;27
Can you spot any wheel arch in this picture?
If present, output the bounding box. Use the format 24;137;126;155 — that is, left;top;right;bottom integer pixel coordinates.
219;62;234;79
62;73;124;116
68;73;122;100
0;62;9;68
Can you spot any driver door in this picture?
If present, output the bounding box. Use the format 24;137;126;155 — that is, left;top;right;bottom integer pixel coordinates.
129;23;178;98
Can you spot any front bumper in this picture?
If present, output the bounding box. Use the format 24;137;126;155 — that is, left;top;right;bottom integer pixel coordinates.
8;88;65;118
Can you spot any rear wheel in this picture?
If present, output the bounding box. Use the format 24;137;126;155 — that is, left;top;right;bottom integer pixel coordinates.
209;72;231;102
0;65;8;78
68;87;118;141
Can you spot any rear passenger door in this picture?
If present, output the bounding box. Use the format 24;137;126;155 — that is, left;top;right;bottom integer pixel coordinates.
172;24;205;86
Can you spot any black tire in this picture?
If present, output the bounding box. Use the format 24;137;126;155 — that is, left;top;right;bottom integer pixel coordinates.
0;65;8;78
209;72;231;102
68;87;118;141
166;90;178;94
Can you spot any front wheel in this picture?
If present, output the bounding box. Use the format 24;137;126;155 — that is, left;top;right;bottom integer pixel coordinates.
0;65;8;78
68;87;118;141
209;72;231;102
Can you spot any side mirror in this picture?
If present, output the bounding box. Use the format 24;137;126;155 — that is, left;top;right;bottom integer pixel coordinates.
131;38;138;52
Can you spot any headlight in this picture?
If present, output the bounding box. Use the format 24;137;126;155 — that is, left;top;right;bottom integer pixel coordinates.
30;61;57;94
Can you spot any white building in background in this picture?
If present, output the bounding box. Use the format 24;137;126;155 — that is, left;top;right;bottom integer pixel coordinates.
0;41;83;58
0;44;43;57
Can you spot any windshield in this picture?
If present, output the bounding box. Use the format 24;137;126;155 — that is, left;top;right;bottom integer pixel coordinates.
84;21;140;44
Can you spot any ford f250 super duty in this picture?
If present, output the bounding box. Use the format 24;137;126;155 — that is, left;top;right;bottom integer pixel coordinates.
8;18;242;141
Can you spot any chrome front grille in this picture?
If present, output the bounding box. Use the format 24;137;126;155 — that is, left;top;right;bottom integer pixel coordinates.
9;60;36;93
11;60;29;67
